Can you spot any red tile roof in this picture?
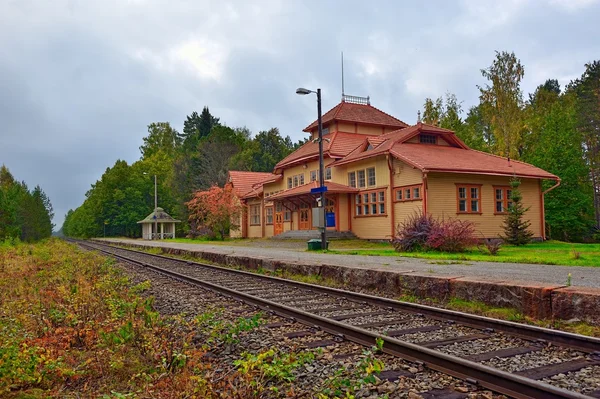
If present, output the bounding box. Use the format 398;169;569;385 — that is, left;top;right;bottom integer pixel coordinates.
390;144;558;179
274;131;366;170
269;181;359;200
332;122;557;179
303;101;409;132
228;171;277;198
333;122;468;166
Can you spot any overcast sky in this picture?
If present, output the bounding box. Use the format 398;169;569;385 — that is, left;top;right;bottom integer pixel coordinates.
1;0;599;229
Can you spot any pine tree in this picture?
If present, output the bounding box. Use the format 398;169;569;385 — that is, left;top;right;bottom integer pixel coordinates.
502;178;534;245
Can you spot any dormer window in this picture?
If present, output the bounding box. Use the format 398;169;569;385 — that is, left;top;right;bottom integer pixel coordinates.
322;127;330;135
366;143;373;151
420;134;437;144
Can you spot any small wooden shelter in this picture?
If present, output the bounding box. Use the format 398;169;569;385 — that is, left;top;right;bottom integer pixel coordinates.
138;207;181;240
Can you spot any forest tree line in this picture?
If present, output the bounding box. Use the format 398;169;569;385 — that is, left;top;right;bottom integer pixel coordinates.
63;51;600;242
62;115;306;238
0;165;54;242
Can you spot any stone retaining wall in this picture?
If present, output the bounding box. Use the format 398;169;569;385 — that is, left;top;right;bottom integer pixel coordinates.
98;240;600;325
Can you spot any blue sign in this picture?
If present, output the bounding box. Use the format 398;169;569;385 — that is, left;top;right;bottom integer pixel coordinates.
326;212;336;227
310;186;328;194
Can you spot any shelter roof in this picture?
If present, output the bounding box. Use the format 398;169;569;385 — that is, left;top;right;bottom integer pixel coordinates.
137;207;181;224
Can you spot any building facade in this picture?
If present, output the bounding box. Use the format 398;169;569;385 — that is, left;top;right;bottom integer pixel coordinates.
228;96;559;240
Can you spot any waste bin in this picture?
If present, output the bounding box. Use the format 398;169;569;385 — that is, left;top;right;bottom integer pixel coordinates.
307;238;329;250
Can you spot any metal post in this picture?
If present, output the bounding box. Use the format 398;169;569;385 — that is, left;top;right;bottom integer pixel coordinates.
154;174;158;240
317;89;326;250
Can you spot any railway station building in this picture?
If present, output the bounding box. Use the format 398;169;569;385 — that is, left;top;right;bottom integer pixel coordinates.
227;96;559;240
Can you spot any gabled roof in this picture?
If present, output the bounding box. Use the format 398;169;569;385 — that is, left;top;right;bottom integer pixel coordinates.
274;131;367;171
332;122;557;180
333;122;469;166
303;101;409;132
390;144;558;179
228;171;276;198
137;207;181;224
269;181;359;200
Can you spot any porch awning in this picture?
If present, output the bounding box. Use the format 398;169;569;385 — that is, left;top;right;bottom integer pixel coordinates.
269;181;359;200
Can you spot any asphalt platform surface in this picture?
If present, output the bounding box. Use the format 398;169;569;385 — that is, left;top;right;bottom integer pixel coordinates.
98;238;600;288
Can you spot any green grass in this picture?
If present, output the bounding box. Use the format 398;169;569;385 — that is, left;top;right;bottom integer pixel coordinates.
328;240;600;267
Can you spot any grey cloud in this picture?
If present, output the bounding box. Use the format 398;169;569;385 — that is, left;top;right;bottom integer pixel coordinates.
1;0;599;228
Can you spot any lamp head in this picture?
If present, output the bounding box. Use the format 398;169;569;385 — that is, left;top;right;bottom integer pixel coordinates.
296;87;312;95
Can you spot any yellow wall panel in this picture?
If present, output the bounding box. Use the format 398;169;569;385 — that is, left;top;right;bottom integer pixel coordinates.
392;159;423;187
427;173;542;238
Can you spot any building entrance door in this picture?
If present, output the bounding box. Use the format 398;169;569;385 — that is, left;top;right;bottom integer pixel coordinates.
274;202;284;236
299;203;311;230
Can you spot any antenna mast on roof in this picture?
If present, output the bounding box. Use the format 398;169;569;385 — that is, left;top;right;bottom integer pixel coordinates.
341;51;345;101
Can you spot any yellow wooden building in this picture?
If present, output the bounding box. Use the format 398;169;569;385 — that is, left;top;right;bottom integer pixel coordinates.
227;96;559;240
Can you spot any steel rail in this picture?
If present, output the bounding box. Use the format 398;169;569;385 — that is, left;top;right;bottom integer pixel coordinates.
86;239;600;353
76;240;597;399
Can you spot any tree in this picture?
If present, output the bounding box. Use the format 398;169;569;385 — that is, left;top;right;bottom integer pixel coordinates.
479;51;525;160
440;93;464;132
569;61;600;230
186;185;242;240
524;93;595;241
0;165;54;242
139;122;182;160
422;97;444;126
181;107;221;154
229;128;295;172
502;178;533;245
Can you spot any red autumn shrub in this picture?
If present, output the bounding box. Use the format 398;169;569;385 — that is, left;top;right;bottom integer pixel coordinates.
426;218;478;252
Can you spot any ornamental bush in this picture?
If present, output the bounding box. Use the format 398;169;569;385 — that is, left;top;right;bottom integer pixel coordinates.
391;212;437;252
392;212;477;253
426;218;478;252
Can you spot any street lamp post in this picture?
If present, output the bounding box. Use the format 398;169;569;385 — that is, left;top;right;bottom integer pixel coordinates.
296;87;327;250
153;174;158;239
143;172;158;240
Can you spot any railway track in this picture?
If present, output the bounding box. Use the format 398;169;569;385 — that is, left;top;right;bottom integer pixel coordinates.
74;239;600;399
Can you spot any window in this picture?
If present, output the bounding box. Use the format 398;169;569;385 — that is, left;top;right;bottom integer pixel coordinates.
325;167;332;180
355;194;362;215
355;189;386;216
289;173;305;188
250;205;261;225
456;184;482;214
265;207;273;225
394;184;422;202
420;134;437;144
494;186;513;214
310;170;317;182
367;167;376;186
348;172;356;188
284;209;291;221
322;127;330;135
357;170;366;188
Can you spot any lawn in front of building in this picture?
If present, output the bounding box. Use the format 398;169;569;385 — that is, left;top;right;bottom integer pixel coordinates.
327;240;600;267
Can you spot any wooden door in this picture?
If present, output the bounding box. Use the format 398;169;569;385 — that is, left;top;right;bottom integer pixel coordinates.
274;202;284;235
299;203;311;230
